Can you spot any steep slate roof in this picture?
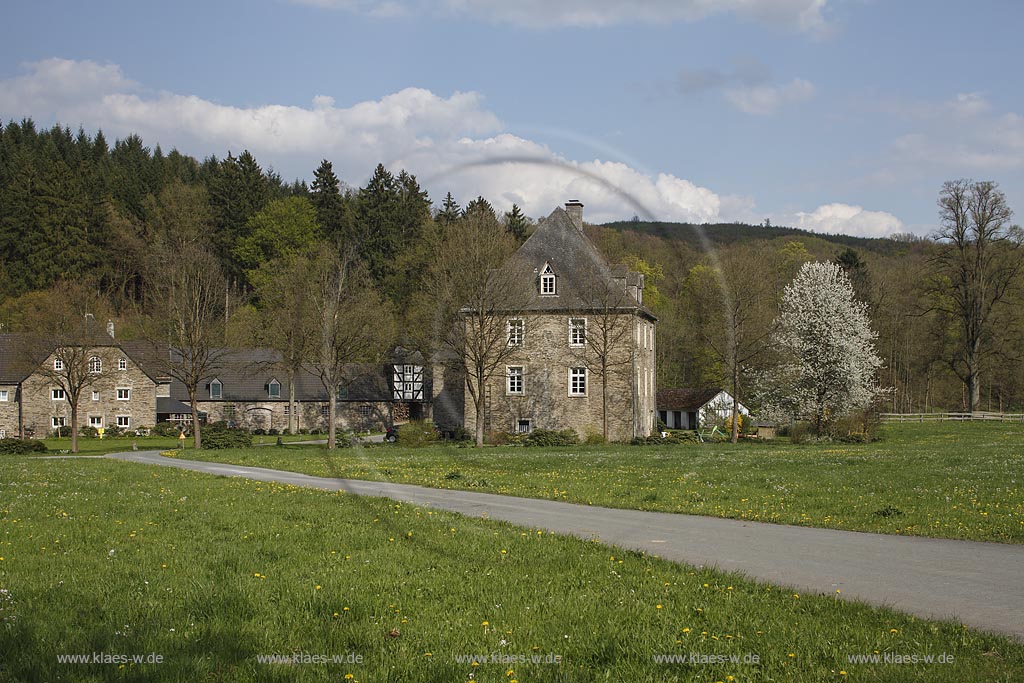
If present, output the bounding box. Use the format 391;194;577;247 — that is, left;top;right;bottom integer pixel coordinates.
503;207;656;319
657;388;725;412
167;348;392;403
0;334;34;383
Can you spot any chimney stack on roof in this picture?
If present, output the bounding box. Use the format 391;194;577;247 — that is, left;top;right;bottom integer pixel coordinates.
107;320;115;339
564;200;584;232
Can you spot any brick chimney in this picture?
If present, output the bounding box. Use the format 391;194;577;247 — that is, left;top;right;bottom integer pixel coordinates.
564;200;584;231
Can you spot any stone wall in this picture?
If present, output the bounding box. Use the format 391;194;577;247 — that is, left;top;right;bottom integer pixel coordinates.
464;312;654;442
20;349;158;437
196;400;393;433
0;384;19;438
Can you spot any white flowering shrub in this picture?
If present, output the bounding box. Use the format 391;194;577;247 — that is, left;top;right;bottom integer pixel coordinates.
759;261;883;435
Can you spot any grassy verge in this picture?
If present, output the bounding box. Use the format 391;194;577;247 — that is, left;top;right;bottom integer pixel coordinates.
40;436;182;455
165;422;1024;543
1;456;1021;682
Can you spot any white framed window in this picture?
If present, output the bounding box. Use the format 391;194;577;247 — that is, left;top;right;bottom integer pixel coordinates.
540;263;556;295
209;379;222;400
53;358;64;371
283;404;290;416
52;416;66;428
88;356;102;373
52;388;66;401
0;390;8;402
116;415;131;428
516;419;532;434
89;415;103;428
569;367;587;396
0;429;5;439
268;379;281;399
118;358;127;371
116;388;130;401
507;318;524;346
569;318;586;347
359;404;373;417
320;405;330;418
92;391;100;401
507;366;524;395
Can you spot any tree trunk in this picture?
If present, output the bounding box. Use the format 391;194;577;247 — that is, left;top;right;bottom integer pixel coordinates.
601;364;609;442
730;365;740;444
70;400;79;453
191;392;202;449
288;369;297;434
328;392;337;449
474;376;486;448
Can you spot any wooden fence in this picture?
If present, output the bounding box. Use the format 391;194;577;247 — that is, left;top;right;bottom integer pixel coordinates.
880;412;1024;423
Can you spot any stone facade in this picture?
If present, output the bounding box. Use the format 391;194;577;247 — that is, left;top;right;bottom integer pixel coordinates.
18;348;158;437
0;384;19;439
459;202;657;441
196;399;393;433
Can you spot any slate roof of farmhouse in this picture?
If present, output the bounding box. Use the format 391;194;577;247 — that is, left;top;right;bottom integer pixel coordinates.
0;334;31;383
166;348;394;403
503;206;656;320
657;388;725;412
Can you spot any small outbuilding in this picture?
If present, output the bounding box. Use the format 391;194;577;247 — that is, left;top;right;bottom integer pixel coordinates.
657;388;749;430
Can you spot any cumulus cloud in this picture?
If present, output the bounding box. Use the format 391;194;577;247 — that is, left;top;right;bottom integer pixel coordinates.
781;203;903;238
724;78;814;116
293;0;831;33
0;58;896;237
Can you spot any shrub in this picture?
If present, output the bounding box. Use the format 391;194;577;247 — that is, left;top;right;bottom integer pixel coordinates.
486;430;512;446
584;429;606;445
200;424;252;450
104;425;124;438
631;431;700;446
51;426;71;438
79;425;99;438
397;420;438;448
252;428;266;436
521;429;578;447
268;428;279;436
0;438;47;455
152;421;181;437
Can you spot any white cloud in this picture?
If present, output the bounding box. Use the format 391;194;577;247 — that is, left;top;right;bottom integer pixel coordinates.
293;0;831;33
724;78;814;115
783;203;903;238
0;58;896;237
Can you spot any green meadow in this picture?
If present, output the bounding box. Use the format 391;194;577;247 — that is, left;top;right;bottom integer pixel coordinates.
1;456;1022;682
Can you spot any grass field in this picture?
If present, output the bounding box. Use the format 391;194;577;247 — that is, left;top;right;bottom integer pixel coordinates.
167;422;1024;543
1;455;1022;682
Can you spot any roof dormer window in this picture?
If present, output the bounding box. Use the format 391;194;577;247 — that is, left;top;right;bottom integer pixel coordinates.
209;379;222;400
540;263;557;296
267;379;281;399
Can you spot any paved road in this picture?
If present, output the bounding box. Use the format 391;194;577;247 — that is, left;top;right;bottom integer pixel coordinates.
107;450;1024;640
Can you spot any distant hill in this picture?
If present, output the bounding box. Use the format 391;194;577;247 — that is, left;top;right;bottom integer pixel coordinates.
600;220;915;255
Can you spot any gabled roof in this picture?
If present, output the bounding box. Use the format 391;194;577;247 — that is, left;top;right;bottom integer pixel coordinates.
0;334;35;383
503;207;656;319
657;388;726;412
168;348;393;403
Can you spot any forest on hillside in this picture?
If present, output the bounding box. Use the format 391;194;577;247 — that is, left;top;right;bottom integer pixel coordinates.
2;119;1023;415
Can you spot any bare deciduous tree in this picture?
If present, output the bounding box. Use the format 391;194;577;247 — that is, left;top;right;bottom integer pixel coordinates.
929;180;1022;413
309;247;393;449
145;242;228;448
428;212;527;447
687;245;780;442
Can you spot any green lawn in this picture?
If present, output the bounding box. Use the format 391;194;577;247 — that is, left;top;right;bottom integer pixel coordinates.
167;422;1024;543
38;432;319;455
1;456;1021;682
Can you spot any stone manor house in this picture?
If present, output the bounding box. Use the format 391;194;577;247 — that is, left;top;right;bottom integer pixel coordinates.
433;201;658;441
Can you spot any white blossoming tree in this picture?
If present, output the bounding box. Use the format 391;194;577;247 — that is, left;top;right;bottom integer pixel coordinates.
760;261;883;435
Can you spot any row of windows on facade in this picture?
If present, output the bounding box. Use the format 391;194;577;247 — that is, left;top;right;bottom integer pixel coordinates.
506;366;588;396
50;388;132;401
52;357;129;372
507;318;654;349
51;415;132;428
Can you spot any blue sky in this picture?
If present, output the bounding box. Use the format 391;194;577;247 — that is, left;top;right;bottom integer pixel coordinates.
2;0;1022;236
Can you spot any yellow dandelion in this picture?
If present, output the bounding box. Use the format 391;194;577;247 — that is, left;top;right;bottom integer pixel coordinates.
890;628;898;634
682;628;691;633
656;604;663;609
315;585;322;590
